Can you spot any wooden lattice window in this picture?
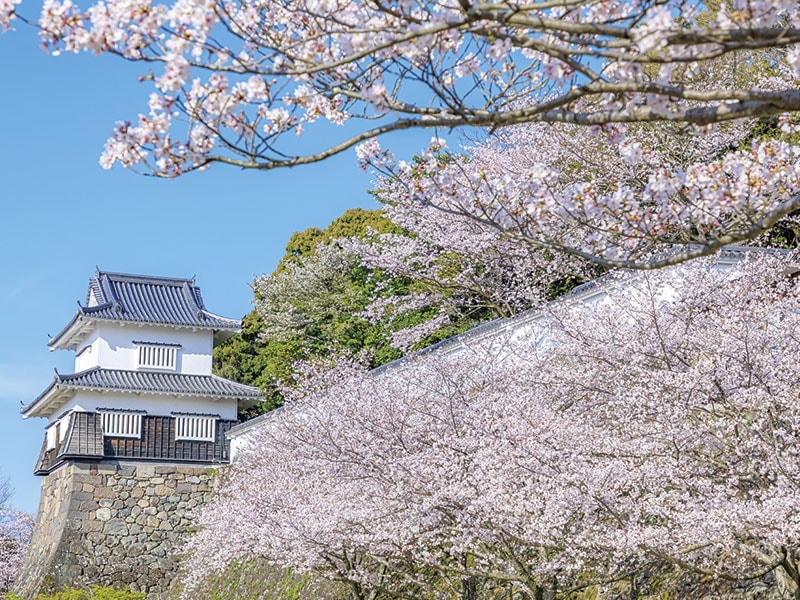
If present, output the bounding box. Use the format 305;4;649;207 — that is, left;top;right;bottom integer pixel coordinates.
101;410;144;438
134;341;179;371
174;414;217;442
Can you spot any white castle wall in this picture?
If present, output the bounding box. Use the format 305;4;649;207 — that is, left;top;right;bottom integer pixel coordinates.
73;323;213;375
51;391;238;423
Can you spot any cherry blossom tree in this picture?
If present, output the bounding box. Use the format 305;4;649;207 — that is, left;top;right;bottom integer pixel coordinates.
341;198;595;350
2;0;799;175
253;243;371;347
182;250;800;599
220;206;584;415
0;480;35;594
3;1;800;265
362;113;800;270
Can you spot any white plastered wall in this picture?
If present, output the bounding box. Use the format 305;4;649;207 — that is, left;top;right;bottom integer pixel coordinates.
55;390;239;421
230;432;250;460
74;329;101;372
72;322;214;375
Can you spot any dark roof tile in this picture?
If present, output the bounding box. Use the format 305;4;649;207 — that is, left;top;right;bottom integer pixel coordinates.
51;270;241;348
61;367;261;398
23;367;261;417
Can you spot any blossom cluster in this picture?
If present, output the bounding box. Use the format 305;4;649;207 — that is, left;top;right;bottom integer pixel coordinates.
0;0;20;31
0;508;34;593
362;119;800;268
340;195;592;349
183;252;800;598
6;0;800;266
2;0;796;182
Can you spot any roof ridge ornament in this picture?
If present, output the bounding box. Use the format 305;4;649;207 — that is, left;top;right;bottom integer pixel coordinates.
182;280;205;319
100;272;124;314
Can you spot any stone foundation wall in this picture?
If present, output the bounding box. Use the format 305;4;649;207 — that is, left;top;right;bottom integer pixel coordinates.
14;461;214;599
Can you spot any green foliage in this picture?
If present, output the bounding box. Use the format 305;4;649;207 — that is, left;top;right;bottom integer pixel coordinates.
741;115;800;250
215;205;599;419
214;209;407;418
37;591;88;600
31;586;144;600
759;210;800;249
277;208;402;272
183;560;348;600
213;311;291;414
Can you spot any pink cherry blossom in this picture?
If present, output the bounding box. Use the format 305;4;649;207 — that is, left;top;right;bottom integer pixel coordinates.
340;192;593;349
0;0;20;30
1;0;797;183
360;121;800;269
5;0;800;266
182;251;800;599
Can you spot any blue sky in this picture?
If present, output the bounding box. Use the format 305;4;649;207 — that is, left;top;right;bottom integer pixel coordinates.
0;14;438;513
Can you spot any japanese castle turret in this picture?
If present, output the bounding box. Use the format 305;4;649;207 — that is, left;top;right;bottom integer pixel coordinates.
14;271;261;599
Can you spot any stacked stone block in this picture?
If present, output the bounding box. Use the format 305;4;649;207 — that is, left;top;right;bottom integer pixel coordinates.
14;461;213;599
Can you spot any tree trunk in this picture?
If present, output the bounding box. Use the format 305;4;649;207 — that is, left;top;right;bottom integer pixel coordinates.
629;573;640;600
461;576;477;600
779;550;800;600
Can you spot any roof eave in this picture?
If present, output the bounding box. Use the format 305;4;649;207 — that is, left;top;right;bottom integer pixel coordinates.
199;310;243;331
236;396;262;410
36;382;260;402
213;328;241;345
22;382;75;420
58;314;241;335
48;313;96;351
95;316;240;332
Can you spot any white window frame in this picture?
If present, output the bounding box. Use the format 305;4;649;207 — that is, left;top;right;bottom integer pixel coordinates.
59;414;70;443
174;414;218;442
134;341;180;371
100;410;144;439
45;424;58;451
45;413;72;451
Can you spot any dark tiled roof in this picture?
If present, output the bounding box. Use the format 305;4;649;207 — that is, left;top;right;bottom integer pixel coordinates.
58;368;261;397
50;270;241;348
23;367;261;417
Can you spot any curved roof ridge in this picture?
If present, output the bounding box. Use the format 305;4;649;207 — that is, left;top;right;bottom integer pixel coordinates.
182;280;205;319
49;270;243;349
56;365;102;383
95;270;198;286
